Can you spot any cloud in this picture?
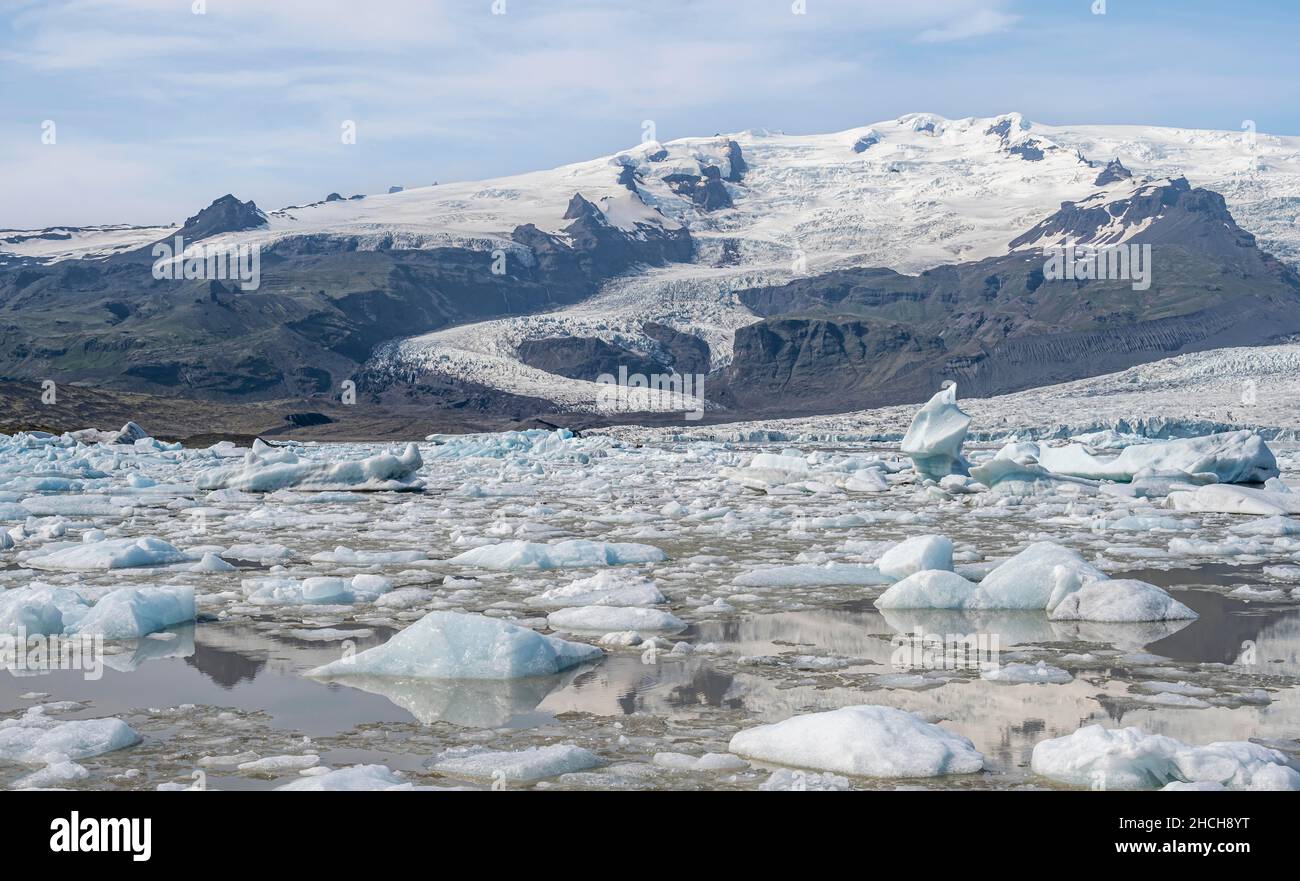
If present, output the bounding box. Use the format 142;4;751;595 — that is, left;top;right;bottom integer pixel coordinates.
917;8;1018;42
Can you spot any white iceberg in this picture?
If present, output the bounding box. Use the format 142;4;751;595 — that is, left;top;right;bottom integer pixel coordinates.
432;744;601;783
0;710;140;764
1166;483;1300;516
0;586;87;637
547;605;686;634
196;442;423;492
969;456;1097;495
448;539;666;570
1031;725;1300;791
996;431;1277;485
1048;579;1197;623
24;536;189;571
874;570;980;610
67;585;196;639
307;610;602;680
275;764;411;791
876;535;953;580
728;705;984;778
524;571;666;608
900;384;970;480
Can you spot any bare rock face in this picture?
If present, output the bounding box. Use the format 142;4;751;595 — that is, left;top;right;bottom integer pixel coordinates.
172;194;267;242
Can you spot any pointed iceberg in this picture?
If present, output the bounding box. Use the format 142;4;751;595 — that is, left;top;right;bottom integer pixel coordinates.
900;383;971;480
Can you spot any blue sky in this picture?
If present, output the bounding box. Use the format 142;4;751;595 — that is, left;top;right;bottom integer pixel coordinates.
2;0;1296;228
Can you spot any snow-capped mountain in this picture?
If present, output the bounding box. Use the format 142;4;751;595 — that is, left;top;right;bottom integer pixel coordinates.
3;112;1300;423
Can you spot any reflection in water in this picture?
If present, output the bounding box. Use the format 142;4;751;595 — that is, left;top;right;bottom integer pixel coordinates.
311;667;589;727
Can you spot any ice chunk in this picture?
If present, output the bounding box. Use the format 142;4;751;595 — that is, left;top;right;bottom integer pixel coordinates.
1048;579;1197;623
876;535;953;580
969;456;1097;495
24;536;189;571
975;542;1105;610
875;570;979;610
0;586;86;636
448;539;666;570
900;384;970;480
547;605;685;633
196;443;423;492
525;571;666;608
728;705;983;778
275;764;410;791
1032;725;1300;790
68;585;196;639
307;610;602;680
1166;483;1300;516
432;744;601;783
998;431;1277;485
732;562;889;588
0;711;140;764
981;661;1072;684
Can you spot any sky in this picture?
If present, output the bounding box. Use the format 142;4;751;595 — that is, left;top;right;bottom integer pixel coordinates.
2;0;1297;228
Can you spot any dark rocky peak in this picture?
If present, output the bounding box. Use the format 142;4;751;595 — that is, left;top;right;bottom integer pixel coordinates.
1008;139;1045;161
174;194;267;242
1009;176;1275;267
1094;157;1134;186
724;140;747;182
985;118;1013;143
852;133;879;153
563;193;607;224
663;164;733;211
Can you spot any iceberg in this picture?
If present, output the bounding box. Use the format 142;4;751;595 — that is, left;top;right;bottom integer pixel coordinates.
0;586;87;637
24;536;189;571
448;539;666;570
1048;579;1197;623
525;571;666;608
546;605;686;633
1031;725;1300;791
876;535;953;580
874;570;980;610
1166;483;1300;516
196;442;424;492
307;610;602;680
0;710;140;764
968;456;1097;495
994;431;1277;485
432;744;601;783
728;705;984;778
900;384;970;480
275;765;411;791
67;585;196;639
976;542;1106;611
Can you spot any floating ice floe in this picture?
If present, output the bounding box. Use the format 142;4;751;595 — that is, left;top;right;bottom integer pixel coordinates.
243;574;392;606
525;571;666;608
969;455;1098;495
720;450;893;494
995;430;1277;485
547;605;686;634
432;744;601;783
195;441;424;492
1031;725;1300;790
728;705;984;778
731;562;890;588
0;586;86;636
66;586;195;639
448;539;666;570
875;542;1196;621
307;610;602;679
1166;483;1300;516
900;384;970;480
275;764;412;791
981;661;1073;684
1047;578;1197;623
0;709;140;764
23;536;190;571
876;535;953;580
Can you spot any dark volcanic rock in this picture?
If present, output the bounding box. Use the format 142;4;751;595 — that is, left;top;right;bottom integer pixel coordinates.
516;336;668;382
663;167;733;211
724;140;747;182
172;195;267;242
1009;139;1045;161
642;322;711;375
720;181;1300;417
851;134;879;153
1094;158;1134;186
